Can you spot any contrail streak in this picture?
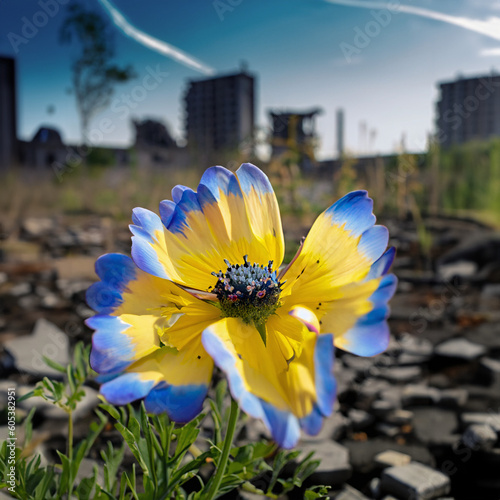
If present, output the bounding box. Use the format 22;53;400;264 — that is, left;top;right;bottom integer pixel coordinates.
324;0;500;42
97;0;216;75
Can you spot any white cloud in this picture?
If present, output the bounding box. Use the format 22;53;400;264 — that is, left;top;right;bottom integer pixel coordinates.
324;0;500;42
480;47;500;56
98;0;215;75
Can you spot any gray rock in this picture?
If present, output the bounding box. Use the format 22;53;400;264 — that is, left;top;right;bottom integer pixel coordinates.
480;357;500;387
8;282;31;297
412;409;458;445
372;399;398;417
386;409;414;426
375;423;401;438
5;318;69;377
465;322;500;349
40;293;64;309
378;366;422;384
348;409;374;431
402;385;440;406
76;303;95;319
18;295;40;309
369;477;380;498
481;284;500;297
22;217;55;238
298;441;351;486
434;338;487;360
379;386;404;408
305;412;348;442
345;438;434;471
342;354;376;374
399;335;434;357
461;412;500;434
359;378;392;400
438;260;477;281
397;353;431;366
438;389;468;408
375;450;412;468
381;462;451;500
462;424;498;451
334;485;370;500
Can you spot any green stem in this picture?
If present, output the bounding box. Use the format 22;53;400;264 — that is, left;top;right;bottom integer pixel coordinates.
205;398;239;500
68;409;73;461
67;408;75;496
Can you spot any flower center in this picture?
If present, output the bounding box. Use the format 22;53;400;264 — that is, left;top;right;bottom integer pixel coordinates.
211;255;282;338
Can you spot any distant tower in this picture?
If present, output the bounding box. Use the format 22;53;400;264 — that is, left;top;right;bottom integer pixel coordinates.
336;108;344;158
0;56;18;169
269;108;322;170
184;69;255;157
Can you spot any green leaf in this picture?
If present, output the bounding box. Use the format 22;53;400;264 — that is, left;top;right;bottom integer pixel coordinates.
76;468;98;500
127;411;141;441
17;390;36;403
256;322;267;346
42;356;67;373
56;450;71;497
304;485;331;499
23;407;37;445
33;466;55;500
99;402;121;421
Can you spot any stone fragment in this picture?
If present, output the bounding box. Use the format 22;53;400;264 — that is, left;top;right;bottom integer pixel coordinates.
298;441;351;486
461;412;500;434
334;484;370;500
386;409;414;426
480;357;500;387
438;389;468;408
5;318;69;377
348;409;374;431
372;399;397;417
22;217;55;238
375;423;401;438
375;450;412;468
378;366;422;383
402;385;440;406
8;282;31;297
399;334;434;357
381;462;451;500
305;412;348;442
434;338;487;360
462;424;498;451
438;260;477;281
412;408;458;445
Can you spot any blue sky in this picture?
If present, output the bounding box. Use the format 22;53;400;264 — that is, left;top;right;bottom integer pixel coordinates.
1;0;500;159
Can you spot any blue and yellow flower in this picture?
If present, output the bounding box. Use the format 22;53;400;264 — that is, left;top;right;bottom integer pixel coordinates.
86;163;396;448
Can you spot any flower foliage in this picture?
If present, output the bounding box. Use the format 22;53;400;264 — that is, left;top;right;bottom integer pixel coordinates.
86;163;396;448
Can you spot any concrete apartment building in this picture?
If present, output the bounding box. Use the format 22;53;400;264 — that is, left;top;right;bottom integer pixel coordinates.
184;69;255;156
0;56;18;169
436;73;500;148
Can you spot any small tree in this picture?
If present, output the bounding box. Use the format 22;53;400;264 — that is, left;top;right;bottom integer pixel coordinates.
59;2;135;146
